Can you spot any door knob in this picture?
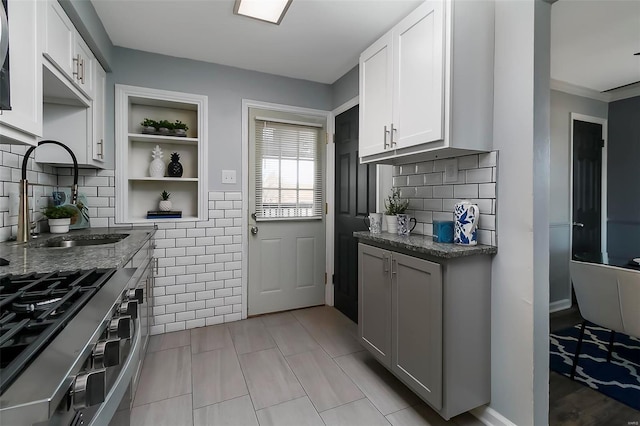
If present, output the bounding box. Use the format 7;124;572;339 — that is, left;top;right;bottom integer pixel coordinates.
250;226;259;235
572;222;584;228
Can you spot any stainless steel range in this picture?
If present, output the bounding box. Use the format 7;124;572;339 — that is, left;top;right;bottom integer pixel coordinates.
0;267;146;425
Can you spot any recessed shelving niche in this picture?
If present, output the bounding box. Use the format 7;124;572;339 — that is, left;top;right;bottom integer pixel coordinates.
115;85;208;223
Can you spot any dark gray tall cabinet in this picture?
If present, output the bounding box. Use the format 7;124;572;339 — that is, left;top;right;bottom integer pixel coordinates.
358;242;491;420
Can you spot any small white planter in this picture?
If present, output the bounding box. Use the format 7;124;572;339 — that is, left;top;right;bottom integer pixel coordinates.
385;215;397;234
159;200;172;211
48;218;71;234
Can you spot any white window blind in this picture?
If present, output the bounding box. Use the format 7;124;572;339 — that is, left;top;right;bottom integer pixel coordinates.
255;119;323;220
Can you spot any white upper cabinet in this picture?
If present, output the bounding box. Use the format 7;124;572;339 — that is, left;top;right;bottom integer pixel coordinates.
0;0;42;145
359;0;494;164
359;33;393;158
43;0;95;98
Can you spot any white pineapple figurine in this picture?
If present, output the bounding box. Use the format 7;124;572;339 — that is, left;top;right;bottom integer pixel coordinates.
149;145;165;178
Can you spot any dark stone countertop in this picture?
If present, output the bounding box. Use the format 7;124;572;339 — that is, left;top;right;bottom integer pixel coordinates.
0;227;156;275
353;231;497;259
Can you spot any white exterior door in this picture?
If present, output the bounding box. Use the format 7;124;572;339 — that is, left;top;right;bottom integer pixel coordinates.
248;108;326;315
393;0;445;149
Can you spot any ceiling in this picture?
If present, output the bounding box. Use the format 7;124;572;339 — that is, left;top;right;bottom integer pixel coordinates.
90;0;422;84
551;0;640;93
91;0;640;91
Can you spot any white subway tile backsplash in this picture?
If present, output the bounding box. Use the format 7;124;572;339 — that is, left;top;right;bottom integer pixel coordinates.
392;152;498;246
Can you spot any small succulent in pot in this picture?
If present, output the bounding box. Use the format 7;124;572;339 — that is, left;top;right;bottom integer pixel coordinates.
172;120;188;137
159;190;172;211
384;188;409;215
141;118;158;134
43;205;77;234
157;119;173;135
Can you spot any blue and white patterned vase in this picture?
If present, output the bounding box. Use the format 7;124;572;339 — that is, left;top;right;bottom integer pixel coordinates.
396;214;417;236
454;200;479;245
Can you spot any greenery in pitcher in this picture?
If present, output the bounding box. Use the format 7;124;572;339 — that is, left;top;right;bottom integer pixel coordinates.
43;205;77;219
384;188;409;215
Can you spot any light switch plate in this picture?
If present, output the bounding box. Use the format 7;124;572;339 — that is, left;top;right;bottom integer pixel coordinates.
443;159;459;183
221;170;236;184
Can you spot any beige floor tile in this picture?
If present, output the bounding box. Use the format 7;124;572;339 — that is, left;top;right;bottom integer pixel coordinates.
255;396;325;426
239;348;305;410
133;346;192;406
259;311;298;327
228;317;276;355
334;351;420;415
147;329;191;353
386;404;450;426
191;324;233;354
267;321;320;356
131;394;193;426
193;395;258;426
192;347;248;409
286;348;364;412
320;398;390;426
294;307;362;358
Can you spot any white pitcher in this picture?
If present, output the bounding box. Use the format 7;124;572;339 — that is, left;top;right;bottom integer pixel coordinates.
454;200;479;245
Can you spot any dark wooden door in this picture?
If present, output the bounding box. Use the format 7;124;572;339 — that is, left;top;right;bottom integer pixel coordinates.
572;120;603;259
334;105;376;322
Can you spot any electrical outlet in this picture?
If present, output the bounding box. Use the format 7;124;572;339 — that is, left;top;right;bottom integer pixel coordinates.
221;170;236;184
443;159;459;183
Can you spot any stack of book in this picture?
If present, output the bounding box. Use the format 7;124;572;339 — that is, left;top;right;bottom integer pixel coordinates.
147;210;182;219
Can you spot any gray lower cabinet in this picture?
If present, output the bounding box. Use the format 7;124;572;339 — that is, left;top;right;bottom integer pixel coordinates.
358;242;491;420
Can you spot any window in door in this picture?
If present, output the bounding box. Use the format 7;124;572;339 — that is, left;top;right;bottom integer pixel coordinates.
254;119;323;219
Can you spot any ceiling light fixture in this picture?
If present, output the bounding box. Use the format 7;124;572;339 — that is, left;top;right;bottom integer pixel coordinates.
233;0;292;25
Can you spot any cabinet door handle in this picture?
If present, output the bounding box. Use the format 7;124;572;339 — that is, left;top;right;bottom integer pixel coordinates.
383;125;390;149
80;57;85;84
391;259;397;275
390;123;397;147
97;139;104;159
73;54;81;80
382;255;389;273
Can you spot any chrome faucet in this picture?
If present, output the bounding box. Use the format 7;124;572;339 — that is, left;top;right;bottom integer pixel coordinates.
18;140;79;242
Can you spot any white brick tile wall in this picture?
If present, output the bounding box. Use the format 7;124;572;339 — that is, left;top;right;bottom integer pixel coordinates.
393;152;498;246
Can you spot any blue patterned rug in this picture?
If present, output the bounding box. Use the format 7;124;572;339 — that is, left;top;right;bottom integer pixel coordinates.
550;323;640;410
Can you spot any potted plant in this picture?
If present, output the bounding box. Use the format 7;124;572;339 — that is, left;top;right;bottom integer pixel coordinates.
157;119;173;135
140;118;158;134
384;188;409;234
43;205;77;234
159;190;172;211
172;120;189;137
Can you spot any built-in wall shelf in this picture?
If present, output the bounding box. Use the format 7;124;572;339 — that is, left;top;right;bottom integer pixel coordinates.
115;85;208;223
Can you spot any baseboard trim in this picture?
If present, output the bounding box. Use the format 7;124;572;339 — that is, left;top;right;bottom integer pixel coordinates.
471;406;517;426
550;299;572;313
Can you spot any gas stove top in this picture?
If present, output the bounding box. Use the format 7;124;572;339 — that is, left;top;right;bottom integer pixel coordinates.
0;269;117;394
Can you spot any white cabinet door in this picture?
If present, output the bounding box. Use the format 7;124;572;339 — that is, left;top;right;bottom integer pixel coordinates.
359;33;393;158
0;0;41;144
393;0;444;149
43;0;75;78
74;36;94;98
92;64;105;164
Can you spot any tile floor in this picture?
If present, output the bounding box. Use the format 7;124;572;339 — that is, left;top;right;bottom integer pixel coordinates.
131;305;484;426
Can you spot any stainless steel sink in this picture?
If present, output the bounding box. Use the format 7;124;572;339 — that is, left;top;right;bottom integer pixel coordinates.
30;234;129;248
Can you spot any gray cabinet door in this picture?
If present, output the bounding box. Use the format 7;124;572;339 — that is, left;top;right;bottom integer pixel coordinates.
391;252;443;409
358;243;392;367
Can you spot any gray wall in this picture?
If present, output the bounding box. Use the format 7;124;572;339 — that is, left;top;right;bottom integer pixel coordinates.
607;96;640;259
107;47;333;191
331;65;359;109
549;90;608;306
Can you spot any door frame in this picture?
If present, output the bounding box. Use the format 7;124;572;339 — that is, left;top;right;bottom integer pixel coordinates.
568;112;608;299
241;99;331;319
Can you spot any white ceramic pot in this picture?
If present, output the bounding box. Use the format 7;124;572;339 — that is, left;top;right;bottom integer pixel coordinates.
48;218;71;234
385;215;397;234
159;200;172;211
